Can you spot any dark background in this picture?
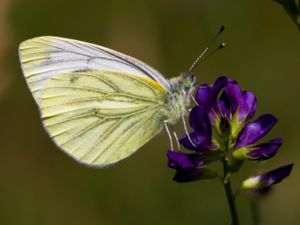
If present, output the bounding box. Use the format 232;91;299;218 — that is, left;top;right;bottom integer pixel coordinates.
0;0;299;224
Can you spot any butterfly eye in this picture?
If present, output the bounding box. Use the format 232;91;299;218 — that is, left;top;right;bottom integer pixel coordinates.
183;74;196;91
182;81;190;90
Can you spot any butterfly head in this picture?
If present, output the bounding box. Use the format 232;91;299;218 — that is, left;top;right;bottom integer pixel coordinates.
169;72;196;94
182;72;197;95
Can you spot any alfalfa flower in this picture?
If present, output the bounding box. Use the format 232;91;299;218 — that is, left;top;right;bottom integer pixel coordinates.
167;76;289;181
166;106;219;182
167;76;293;225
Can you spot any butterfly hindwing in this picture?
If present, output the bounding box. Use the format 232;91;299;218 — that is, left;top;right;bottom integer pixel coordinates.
40;70;168;167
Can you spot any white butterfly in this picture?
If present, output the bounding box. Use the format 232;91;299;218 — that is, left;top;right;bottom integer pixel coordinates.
19;36;197;167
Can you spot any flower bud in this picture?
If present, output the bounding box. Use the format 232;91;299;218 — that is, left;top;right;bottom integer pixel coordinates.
241;164;293;190
233;138;282;161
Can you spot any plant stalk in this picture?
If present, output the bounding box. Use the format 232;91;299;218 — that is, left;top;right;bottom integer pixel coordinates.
223;160;239;225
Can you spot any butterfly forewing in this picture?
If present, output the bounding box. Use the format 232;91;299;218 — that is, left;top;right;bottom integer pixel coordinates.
40;70;168;166
19;36;170;105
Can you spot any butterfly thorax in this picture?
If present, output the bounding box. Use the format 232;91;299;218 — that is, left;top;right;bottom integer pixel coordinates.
162;73;196;124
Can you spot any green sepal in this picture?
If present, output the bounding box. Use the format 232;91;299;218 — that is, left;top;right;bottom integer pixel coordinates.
232;147;248;160
232;146;256;160
202;149;223;164
230;108;246;140
199;167;218;180
241;176;262;190
211;115;221;136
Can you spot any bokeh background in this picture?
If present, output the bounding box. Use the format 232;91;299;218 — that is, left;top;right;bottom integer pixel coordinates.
0;0;299;224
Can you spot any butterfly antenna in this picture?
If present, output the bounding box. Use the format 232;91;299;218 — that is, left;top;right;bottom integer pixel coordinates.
187;25;225;75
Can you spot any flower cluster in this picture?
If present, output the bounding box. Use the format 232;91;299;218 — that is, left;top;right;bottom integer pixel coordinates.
167;76;293;192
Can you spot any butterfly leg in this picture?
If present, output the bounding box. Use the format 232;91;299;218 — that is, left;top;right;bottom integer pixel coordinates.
164;122;174;150
170;125;181;150
181;113;196;147
189;93;199;106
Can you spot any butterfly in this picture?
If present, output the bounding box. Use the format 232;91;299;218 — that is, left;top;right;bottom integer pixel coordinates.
18;36;212;167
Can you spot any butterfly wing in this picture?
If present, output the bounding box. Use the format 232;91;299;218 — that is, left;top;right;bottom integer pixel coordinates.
19;36;170;105
40;70;168;167
19;36;172;167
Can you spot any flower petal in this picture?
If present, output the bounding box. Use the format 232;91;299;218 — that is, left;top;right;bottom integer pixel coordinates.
209;91;230;122
218;91;231;118
179;131;198;150
224;80;244;117
247;138;282;160
195;84;212;108
167;150;204;170
195;76;231;110
189;106;212;146
212;76;233;96
242;91;257;120
236;114;278;148
260;164;293;186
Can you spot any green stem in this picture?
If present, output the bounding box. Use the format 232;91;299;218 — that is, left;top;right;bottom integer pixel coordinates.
250;199;260;225
223;160;239;225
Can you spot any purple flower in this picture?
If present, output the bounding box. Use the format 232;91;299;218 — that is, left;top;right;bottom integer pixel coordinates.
167;150;220;182
179;76;258;153
235;114;278;148
195;77;257;126
246;138;282;160
167;106;221;182
167;76;292;185
241;164;293;190
233;137;282;161
194;76;278;159
167;151;205;170
179;106;212;151
233;114;280;161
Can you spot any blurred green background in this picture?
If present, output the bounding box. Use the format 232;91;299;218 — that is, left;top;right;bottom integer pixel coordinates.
0;0;299;224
